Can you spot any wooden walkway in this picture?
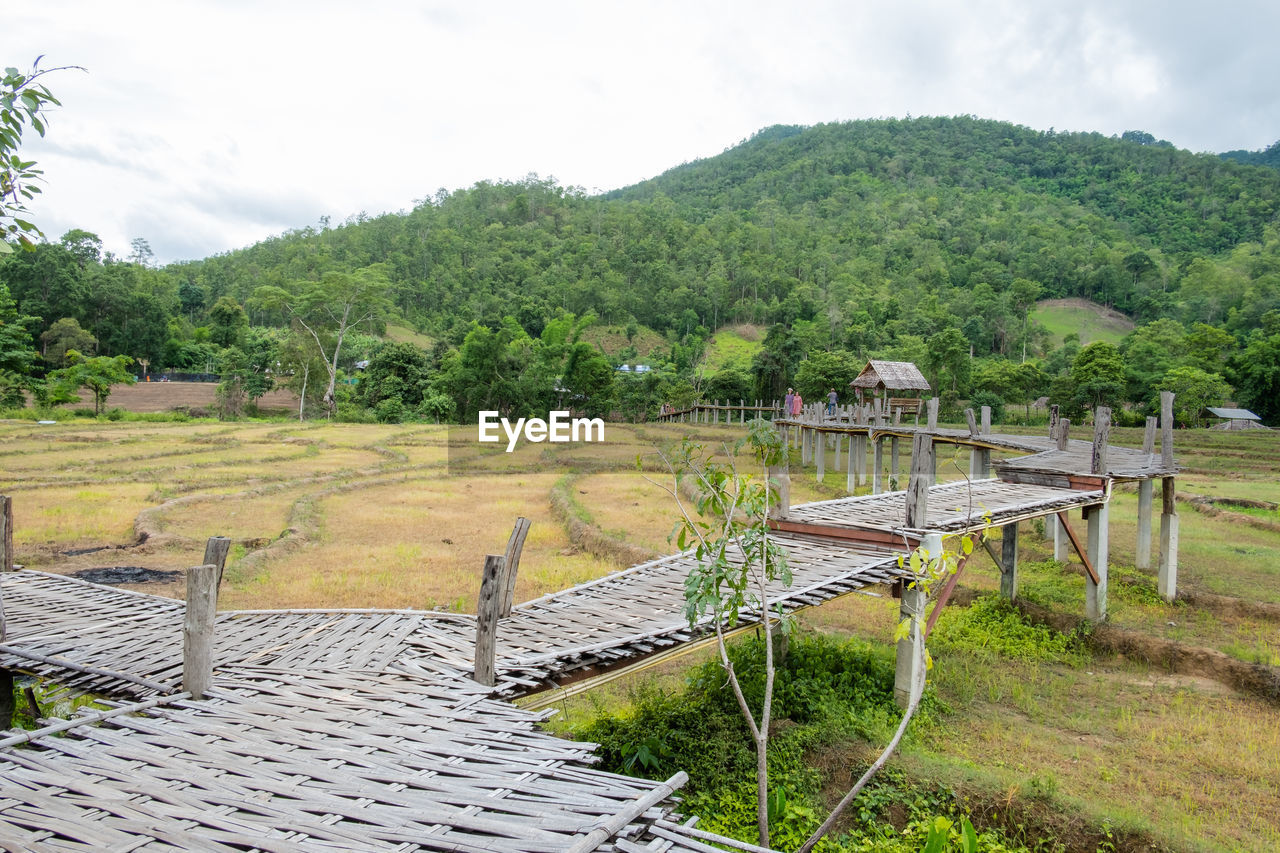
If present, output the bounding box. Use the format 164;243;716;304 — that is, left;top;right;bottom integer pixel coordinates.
0;518;917;851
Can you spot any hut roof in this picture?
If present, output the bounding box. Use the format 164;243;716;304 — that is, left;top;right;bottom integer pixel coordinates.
850;360;931;392
1206;407;1260;421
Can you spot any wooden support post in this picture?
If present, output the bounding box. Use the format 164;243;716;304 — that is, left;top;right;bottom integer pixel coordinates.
0;669;12;729
1159;477;1179;602
1160;391;1175;470
895;532;938;707
1049;404;1060;441
815;430;826;482
927;397;939;431
203;536;231;586
474;554;504;687
1085;505;1109;622
1001;523;1019;601
1136;480;1154;570
1091;406;1111;475
872;437;884;494
964;408;978;437
0;495;11;572
1055;510;1099;585
905;434;933;528
182;563;219;700
499;517;531;618
980;405;991;435
856;434;867;486
833;431;842;472
1056;418;1071;451
1143;416;1157;455
890;436;900;488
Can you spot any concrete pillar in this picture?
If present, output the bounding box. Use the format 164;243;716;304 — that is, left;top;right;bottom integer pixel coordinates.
833;432;841;473
1159;477;1179;602
1136;479;1154;570
846;437;856;494
1085;505;1109;622
872;437;884;494
890;437;900;488
1053;513;1067;562
895;532;939;708
801;428;811;466
815;431;826;482
1001;523;1019;601
854;435;866;487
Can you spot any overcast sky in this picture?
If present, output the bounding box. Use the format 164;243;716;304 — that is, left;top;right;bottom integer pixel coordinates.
5;1;1277;265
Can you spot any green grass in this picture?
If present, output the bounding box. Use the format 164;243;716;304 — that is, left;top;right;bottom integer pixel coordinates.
1032;298;1134;347
578;323;668;360
698;324;763;376
383;324;434;349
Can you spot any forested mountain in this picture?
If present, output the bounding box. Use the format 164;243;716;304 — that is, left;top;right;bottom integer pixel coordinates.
1220;139;1280;170
2;117;1279;422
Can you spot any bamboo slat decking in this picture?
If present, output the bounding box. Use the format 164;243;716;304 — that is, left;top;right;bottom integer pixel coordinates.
1;526;910;703
781;478;1106;537
0;665;717;852
0;512;918;851
778;415;1178;482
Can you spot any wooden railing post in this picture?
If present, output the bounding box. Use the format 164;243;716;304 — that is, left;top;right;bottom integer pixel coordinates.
203;536;232;586
183;563;219;700
905;434;933;528
0;495;12;573
1056;418;1071;451
1160;391;1175;469
474;554;504;687
1049;404;1060;441
1091;407;1111;475
500;518;531;618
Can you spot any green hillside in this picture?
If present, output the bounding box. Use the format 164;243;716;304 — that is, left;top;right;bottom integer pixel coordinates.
1031;298;1134;347
4;116;1280;422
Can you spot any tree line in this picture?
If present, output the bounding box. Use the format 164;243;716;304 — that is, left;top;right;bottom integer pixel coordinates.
1;117;1278;423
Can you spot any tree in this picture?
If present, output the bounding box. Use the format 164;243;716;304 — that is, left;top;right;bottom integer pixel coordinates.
358;341;432;414
655;422;790;848
0;282;37;406
127;237;155;267
47;349;134;414
1070;342;1126;411
2;58;79;252
1231;332;1280;425
40;317;96;366
924;326;970;394
792;348;861;402
206;296;248;349
253;264;392;417
1158;366;1231;428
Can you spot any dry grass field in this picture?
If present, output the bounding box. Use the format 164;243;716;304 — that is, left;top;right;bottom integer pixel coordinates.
2;416;1278;851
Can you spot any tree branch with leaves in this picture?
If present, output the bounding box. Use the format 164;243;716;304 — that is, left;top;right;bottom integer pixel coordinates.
647;419;791;849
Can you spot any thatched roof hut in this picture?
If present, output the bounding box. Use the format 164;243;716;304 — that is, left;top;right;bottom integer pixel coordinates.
850;360;931;395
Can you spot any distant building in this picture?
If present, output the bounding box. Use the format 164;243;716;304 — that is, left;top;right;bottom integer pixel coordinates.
1206;407;1268;430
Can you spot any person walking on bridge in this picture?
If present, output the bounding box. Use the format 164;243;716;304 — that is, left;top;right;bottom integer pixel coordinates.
826;388;838;418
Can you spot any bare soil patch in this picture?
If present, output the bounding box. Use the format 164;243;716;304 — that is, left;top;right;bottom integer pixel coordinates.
69;381;300;414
